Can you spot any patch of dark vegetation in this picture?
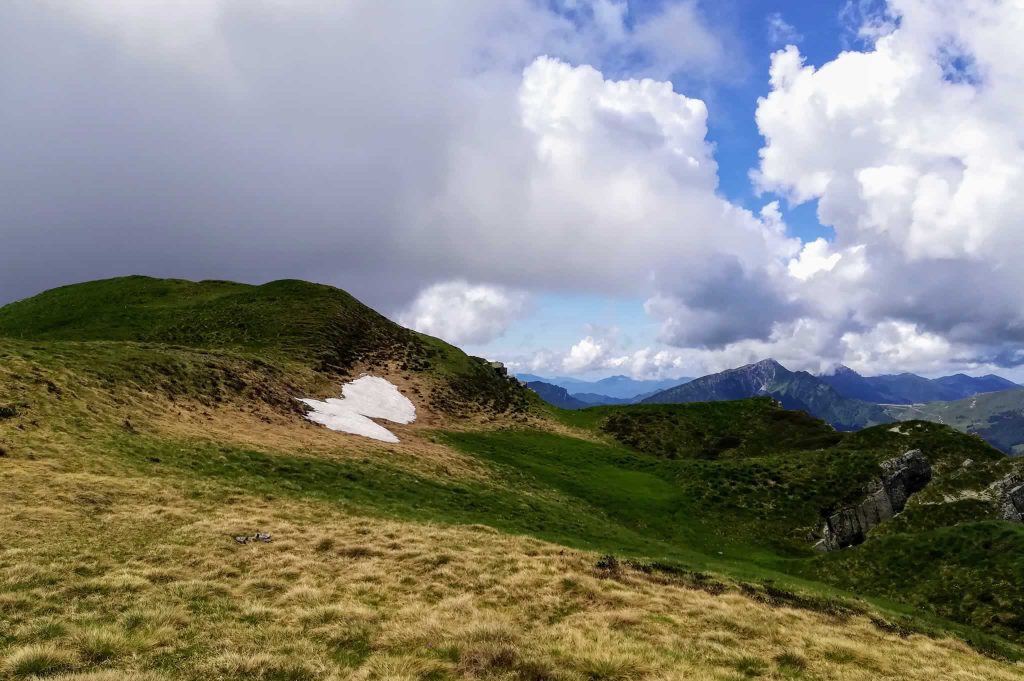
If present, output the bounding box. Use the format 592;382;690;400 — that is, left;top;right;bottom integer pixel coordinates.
624;560;728;595
773;651;807;674
738;581;863;620
0;404;17;419
425;347;531;417
597;399;844;460
727;655;768;678
868;615;915;638
596;555;729;595
337;545;381;559
594;554;621;574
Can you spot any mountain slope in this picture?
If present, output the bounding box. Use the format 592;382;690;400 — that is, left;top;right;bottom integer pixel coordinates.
643;359;891;430
886;388;1024;454
572;392;633;405
517;373;691;400
820;365;1020;404
935;373;1020;396
818;365;894;402
526;380;589;409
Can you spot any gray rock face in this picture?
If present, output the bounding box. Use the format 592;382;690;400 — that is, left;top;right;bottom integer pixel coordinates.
993;474;1024;522
815;450;932;551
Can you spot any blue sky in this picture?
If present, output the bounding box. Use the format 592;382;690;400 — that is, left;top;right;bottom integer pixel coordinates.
702;2;845;239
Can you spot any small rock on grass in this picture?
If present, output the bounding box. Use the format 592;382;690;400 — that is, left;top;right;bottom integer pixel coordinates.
232;532;272;545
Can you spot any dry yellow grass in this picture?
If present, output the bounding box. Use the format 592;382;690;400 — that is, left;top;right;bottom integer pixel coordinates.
2;343;1023;679
0;346;501;483
1;446;1022;681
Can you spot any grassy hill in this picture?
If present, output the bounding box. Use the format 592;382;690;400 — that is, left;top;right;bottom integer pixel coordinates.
2;277;1024;679
886;389;1024;454
0;276;529;417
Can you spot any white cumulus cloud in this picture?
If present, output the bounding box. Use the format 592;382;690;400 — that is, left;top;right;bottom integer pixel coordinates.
754;0;1024;368
398;282;528;346
562;336;612;373
788;239;842;281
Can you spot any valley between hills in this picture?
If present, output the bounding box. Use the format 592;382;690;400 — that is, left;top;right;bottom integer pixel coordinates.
2;277;1024;680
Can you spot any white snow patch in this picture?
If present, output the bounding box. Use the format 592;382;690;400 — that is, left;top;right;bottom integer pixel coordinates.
299;376;416;443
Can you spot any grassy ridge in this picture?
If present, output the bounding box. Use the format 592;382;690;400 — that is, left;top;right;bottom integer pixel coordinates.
4;275;1024;666
0;277;388;363
0;276;530;416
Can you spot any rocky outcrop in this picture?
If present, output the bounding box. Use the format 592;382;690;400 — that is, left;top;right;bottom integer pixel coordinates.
815;450;932;551
993;474;1024;522
471;356;520;384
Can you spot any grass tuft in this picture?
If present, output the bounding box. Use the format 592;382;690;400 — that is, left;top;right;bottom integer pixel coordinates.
3;644;78;677
73;626;134;663
210;652;318;681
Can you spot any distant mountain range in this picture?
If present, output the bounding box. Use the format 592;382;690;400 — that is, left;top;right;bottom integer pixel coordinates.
641;359;890;431
517;373;691;404
637;359;1023;451
819;365;1018;404
524;361;1024;452
525;381;589;410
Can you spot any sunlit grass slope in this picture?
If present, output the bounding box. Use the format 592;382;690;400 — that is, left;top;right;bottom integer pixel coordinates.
3;451;1020;681
1;276;1023;679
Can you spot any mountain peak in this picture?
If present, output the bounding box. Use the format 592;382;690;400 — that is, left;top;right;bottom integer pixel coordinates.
747;358;785;371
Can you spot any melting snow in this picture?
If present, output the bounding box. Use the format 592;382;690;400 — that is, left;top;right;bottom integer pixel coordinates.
299;376;416;443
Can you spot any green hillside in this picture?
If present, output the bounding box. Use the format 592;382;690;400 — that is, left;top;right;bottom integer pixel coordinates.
886;389;1024;454
0;276;528;416
2;277;1024;678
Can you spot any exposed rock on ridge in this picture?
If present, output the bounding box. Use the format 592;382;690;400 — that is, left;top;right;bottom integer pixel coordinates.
993;473;1024;522
815;450;932;551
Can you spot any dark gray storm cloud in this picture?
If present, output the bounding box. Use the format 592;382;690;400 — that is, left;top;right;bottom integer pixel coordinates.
0;0;735;312
0;1;480;307
649;255;803;349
